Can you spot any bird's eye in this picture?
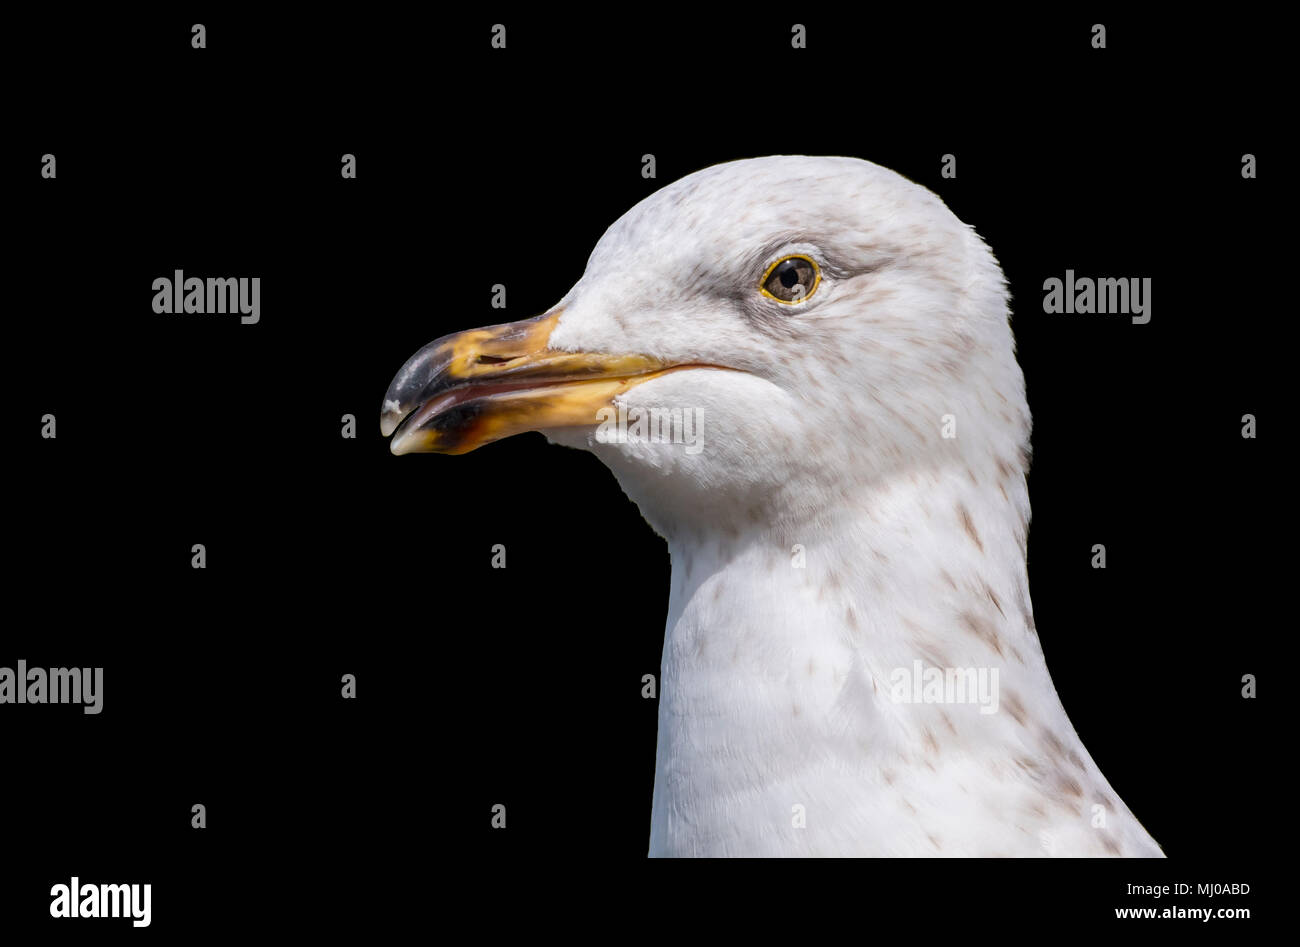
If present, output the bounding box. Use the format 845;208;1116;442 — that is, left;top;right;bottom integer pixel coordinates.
759;254;821;304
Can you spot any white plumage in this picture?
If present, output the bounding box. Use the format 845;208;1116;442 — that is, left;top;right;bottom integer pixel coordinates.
387;155;1165;857
547;156;1161;857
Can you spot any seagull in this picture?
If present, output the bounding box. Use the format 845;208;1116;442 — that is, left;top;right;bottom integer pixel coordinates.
380;156;1164;857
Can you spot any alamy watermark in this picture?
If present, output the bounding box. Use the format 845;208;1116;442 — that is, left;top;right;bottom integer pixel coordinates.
889;660;1000;715
50;877;150;927
152;270;260;324
594;404;704;455
0;661;102;714
1042;270;1150;324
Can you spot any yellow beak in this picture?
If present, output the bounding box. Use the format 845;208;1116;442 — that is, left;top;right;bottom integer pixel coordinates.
380;310;704;455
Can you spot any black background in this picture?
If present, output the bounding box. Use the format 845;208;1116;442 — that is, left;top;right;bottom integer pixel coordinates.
5;8;1278;936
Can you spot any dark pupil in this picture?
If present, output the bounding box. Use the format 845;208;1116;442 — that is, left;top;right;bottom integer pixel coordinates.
778;261;801;288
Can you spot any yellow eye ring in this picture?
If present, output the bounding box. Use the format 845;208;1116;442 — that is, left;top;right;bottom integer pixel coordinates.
759;254;821;304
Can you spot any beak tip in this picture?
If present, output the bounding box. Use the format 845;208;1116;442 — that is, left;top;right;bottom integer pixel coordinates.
390;430;422;455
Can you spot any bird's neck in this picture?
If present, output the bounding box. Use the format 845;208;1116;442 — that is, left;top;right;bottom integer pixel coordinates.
660;462;1041;704
647;462;1092;855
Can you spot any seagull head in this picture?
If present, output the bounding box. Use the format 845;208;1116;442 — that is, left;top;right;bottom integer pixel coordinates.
381;155;1029;538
